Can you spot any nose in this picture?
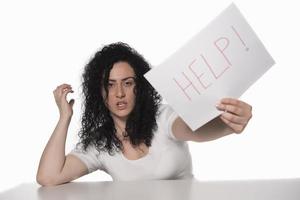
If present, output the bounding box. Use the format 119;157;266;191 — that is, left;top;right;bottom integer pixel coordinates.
116;84;125;98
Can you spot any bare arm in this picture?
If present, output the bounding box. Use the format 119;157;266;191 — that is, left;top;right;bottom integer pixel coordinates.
172;98;252;142
36;83;88;186
172;116;233;142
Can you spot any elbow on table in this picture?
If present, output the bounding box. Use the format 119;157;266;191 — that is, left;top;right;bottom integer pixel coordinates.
36;174;55;186
36;174;67;187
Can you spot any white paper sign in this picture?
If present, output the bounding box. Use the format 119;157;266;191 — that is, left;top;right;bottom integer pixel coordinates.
144;3;275;131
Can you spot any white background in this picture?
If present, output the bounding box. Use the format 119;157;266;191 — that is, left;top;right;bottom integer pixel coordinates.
0;0;299;192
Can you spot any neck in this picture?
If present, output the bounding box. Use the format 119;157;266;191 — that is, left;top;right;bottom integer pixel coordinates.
111;116;127;139
112;117;126;129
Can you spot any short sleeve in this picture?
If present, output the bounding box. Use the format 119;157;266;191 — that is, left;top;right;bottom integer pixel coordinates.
68;143;103;173
157;104;180;141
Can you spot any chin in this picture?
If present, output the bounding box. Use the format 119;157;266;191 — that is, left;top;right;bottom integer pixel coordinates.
111;110;132;120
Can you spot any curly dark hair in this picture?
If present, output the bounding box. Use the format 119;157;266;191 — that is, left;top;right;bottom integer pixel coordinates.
78;42;161;155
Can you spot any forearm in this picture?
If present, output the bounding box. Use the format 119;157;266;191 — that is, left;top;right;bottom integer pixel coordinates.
37;116;72;179
193;116;234;142
172;98;252;142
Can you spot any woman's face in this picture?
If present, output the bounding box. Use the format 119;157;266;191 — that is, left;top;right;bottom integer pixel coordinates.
103;61;136;121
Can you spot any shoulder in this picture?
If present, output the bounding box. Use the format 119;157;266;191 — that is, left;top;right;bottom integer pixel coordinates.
156;104;180;141
157;104;177;121
69;142;103;172
72;142;98;155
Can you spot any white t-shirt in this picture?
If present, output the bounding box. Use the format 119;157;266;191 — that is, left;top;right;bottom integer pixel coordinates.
69;104;194;181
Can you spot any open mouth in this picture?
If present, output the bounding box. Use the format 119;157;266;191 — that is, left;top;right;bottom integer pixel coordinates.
116;101;127;110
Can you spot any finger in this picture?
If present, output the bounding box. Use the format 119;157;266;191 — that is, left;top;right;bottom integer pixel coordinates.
220;98;252;116
221;112;247;125
216;104;243;115
62;87;73;92
220;98;246;108
57;88;73;100
54;84;72;93
220;115;244;134
55;84;72;91
58;83;71;88
53;88;71;99
58;86;73;95
62;88;74;97
69;99;75;107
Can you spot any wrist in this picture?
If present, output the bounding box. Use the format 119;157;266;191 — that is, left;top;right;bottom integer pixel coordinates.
59;114;72;122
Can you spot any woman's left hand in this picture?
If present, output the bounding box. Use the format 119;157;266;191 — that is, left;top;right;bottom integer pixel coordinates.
216;98;252;134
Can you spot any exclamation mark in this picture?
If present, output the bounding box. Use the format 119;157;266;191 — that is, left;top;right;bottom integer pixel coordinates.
231;25;249;51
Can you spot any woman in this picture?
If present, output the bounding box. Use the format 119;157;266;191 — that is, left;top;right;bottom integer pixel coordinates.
36;42;252;186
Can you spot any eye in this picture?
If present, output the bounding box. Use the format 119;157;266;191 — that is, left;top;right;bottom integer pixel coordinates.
108;82;115;88
124;80;135;87
125;81;133;86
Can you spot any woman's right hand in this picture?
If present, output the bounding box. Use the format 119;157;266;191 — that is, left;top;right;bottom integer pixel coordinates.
53;83;75;118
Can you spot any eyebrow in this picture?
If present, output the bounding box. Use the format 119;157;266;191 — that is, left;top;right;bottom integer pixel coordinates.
108;77;135;82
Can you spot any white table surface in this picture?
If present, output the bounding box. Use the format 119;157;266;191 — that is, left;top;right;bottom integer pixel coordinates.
1;178;300;200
